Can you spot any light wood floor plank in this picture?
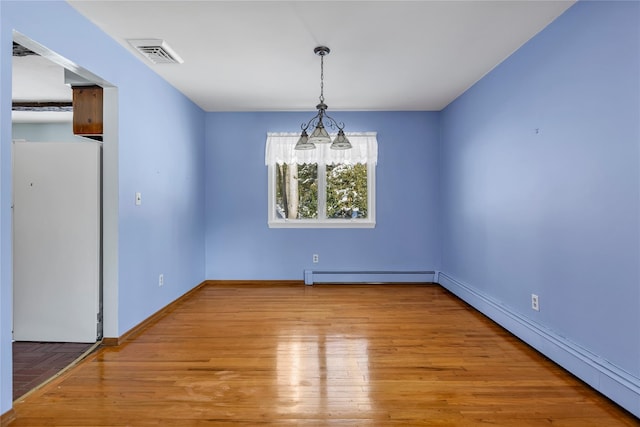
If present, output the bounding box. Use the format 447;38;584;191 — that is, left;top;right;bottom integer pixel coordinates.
10;284;638;426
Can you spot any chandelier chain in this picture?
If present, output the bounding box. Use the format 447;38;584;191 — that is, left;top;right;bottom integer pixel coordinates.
319;54;325;104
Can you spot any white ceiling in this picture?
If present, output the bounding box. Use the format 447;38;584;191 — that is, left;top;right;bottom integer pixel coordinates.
15;1;576;118
12;55;73;123
13;55;71;102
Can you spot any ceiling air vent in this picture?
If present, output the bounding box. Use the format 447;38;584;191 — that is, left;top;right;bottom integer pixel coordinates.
127;39;184;64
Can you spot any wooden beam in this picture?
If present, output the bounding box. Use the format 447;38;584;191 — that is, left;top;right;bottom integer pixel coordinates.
72;86;103;136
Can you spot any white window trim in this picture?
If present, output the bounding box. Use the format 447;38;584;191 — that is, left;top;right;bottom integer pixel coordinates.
266;132;377;229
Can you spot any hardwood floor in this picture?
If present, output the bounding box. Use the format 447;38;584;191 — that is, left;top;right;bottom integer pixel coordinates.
10;283;637;426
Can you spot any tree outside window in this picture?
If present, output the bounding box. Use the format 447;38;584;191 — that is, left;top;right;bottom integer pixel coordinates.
276;163;318;219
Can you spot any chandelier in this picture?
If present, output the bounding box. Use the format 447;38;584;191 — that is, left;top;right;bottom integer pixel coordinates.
295;46;352;150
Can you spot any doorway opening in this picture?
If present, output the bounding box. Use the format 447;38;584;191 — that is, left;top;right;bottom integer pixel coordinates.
11;32;118;400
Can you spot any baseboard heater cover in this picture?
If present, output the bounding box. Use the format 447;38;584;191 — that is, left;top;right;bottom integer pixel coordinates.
304;270;436;285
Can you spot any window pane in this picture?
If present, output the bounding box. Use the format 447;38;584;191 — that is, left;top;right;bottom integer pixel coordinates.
326;163;368;219
275;163;318;219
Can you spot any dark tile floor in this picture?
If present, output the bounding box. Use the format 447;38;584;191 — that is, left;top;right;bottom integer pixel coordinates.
12;341;94;400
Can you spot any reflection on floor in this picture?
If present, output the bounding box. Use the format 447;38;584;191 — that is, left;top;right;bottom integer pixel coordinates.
13;341;94;400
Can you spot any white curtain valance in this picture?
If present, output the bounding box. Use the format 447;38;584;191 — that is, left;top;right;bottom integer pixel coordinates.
265;132;378;166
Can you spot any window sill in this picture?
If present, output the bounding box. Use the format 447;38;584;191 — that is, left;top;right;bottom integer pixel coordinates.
268;219;376;229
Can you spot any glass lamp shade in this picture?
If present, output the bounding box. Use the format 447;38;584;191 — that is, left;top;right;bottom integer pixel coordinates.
330;129;352;150
294;131;315;150
308;122;331;144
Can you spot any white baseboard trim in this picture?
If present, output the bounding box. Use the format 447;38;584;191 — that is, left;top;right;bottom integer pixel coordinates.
437;272;640;418
304;270;436;285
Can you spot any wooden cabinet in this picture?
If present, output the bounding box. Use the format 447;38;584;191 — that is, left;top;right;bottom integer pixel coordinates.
72;85;103;139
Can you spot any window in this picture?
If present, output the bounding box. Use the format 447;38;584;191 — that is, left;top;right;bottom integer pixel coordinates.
266;132;377;228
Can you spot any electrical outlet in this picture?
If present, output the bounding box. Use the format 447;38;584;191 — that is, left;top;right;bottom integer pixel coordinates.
531;294;539;311
313;254;319;263
159;273;164;287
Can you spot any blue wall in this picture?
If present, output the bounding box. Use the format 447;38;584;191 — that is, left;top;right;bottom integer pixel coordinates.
205;112;441;280
440;0;639;414
1;1;206;412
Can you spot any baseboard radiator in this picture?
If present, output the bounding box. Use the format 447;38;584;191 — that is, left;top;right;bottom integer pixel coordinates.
304;270;436;285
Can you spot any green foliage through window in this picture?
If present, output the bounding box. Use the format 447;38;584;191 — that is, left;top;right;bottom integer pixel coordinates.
326;163;368;218
276;162;367;220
